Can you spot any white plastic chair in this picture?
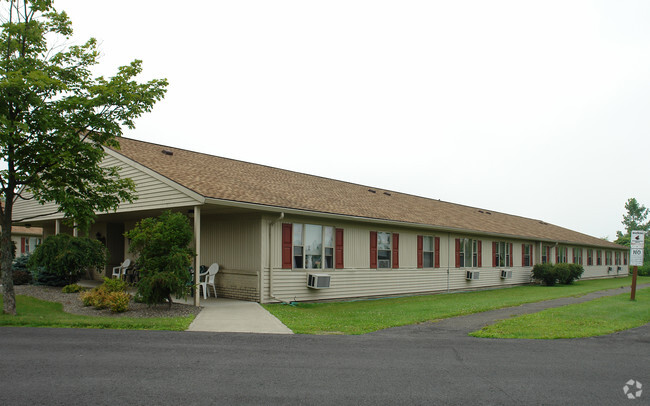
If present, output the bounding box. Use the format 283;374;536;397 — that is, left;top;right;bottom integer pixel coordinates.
111;259;131;279
198;263;219;299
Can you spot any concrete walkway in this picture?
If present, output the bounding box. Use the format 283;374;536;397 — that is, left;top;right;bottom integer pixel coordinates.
176;296;294;334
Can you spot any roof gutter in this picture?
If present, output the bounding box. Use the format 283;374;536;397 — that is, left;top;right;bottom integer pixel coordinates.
203;197;626;250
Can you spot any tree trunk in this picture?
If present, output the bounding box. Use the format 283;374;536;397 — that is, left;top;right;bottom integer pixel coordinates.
2;199;16;315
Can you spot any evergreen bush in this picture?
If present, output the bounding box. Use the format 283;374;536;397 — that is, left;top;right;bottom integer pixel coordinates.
532;263;556;286
125;211;194;308
29;234;107;285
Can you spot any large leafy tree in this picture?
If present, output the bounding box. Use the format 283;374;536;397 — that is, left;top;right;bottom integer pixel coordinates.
0;0;168;314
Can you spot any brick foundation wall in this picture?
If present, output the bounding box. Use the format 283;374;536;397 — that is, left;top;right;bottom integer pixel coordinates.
215;268;259;302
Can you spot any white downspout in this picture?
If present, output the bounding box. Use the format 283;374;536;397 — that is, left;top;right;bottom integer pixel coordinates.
55;219;60;235
268;212;285;303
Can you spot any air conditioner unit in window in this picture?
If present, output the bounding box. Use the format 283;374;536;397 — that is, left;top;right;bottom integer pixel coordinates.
607;266;613;273
466;271;480;280
500;270;513;279
307;273;331;289
617;266;622;272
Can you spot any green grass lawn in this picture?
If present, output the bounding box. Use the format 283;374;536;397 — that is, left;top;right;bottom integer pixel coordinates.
470;287;650;339
0;295;195;331
263;276;650;335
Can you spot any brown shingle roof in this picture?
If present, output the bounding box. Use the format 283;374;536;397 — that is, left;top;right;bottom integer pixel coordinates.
111;137;624;250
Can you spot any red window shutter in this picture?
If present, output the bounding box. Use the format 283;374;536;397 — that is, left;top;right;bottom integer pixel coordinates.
335;228;344;269
522;244;525;266
21;238;25;254
392;233;399;269
477;240;482;267
509;243;513;267
556;247;559;263
492;242;497;267
281;223;292;269
434;237;441;268
455;238;461;268
370;231;377;269
417;235;423;268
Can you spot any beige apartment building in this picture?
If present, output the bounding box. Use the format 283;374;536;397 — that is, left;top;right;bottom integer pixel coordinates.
13;137;629;303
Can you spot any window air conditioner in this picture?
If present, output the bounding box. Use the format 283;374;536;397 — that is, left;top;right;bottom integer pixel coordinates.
466;270;480;280
617;266;622;272
500;270;513;279
607;266;613;273
307;273;331;289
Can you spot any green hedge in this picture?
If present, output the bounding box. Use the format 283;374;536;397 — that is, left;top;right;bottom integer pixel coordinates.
532;263;584;286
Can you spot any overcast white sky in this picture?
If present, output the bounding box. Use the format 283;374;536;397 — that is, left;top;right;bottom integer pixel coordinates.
56;0;650;240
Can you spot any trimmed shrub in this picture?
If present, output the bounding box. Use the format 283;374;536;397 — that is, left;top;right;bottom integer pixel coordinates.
637;263;650;276
78;278;130;311
532;263;556;286
101;277;129;293
554;263;572;285
567;263;584;284
62;284;85;293
80;290;95;307
108;291;131;313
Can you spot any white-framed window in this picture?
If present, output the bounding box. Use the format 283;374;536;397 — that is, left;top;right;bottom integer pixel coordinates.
523;244;532;267
541;245;551;264
422;236;434;268
587;249;593;266
573;248;583;265
615;251;621;266
557;246;567;263
495;242;511;267
459;238;478;268
596;250;602;266
605;251;612;266
377;231;392;269
292;223;334;269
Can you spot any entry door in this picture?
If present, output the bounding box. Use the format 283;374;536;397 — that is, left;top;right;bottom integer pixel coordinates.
106;223;125;271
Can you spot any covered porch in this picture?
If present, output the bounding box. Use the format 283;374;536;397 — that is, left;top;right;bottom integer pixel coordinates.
24;203;265;305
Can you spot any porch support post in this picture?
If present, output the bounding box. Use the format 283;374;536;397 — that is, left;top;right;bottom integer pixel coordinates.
73;222;78;237
194;205;201;307
54;219;61;235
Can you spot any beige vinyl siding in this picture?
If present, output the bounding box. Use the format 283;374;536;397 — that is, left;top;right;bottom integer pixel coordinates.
263;221;539;303
100;154;201;213
200;214;262;272
12;153;201;222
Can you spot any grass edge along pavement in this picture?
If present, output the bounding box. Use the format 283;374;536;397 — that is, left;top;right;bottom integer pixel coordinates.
0;295;195;331
469;287;650;339
263;276;650;335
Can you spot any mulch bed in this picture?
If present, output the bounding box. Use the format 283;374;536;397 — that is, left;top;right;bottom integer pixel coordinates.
13;285;202;318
